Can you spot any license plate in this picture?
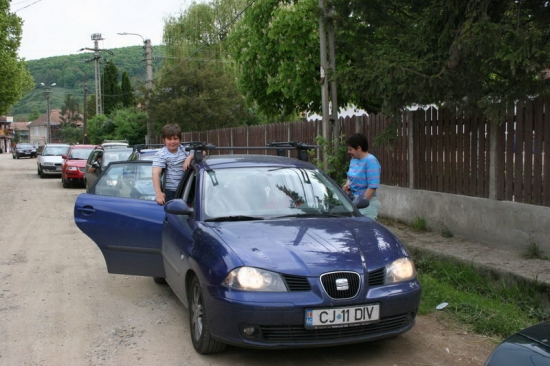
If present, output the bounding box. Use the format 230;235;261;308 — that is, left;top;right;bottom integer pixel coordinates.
305;304;379;329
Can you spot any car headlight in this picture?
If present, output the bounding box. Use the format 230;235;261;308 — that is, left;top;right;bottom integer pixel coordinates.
385;257;416;284
67;166;77;171
223;267;288;292
106;180;117;186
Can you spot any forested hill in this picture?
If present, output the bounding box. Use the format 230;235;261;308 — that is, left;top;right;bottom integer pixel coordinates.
9;45;165;121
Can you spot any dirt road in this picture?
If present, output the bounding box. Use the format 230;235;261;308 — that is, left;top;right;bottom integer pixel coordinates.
0;153;495;365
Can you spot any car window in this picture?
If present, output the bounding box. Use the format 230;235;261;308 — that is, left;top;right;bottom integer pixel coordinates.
43;146;69;156
70;148;95;160
92;162;155;201
102;150;132;166
201;167;354;220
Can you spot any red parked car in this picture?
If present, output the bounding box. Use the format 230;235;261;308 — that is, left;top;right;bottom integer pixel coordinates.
61;144;100;188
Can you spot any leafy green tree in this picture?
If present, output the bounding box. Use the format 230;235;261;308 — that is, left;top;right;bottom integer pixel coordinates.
28;109;41;122
102;60;121;115
60;126;83;144
109;107;147;145
59;93;82;126
85;114;111;144
228;0;329;118
121;71;135;108
333;0;550;118
148;62;254;133
0;0;34;115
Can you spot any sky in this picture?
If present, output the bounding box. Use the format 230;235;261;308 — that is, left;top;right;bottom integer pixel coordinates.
11;0;189;61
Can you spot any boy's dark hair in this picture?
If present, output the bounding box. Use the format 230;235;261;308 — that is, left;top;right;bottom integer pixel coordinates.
346;133;369;152
161;124;182;139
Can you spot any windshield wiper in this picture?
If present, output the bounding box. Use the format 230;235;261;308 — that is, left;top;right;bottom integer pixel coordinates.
205;215;265;222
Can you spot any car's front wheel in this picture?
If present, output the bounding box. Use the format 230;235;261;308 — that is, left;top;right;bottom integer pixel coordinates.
188;276;226;354
39;166;45;178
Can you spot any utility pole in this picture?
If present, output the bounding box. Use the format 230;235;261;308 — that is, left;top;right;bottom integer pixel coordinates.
319;0;330;170
118;32;154;143
83;74;88;144
79;33;113;116
41;82;56;144
326;0;339;140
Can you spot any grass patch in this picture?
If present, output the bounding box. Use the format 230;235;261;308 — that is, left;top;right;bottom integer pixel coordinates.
441;227;454;238
522;235;549;260
410;217;428;231
415;252;549;339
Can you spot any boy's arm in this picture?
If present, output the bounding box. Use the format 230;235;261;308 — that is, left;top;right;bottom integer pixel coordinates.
152;166;165;205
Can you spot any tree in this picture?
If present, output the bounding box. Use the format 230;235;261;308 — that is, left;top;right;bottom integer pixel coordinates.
28;109;40;122
59;93;82;126
148;62;254;133
228;0;328;118
332;0;550;119
121;71;135;108
0;0;34;115
102;60;121;115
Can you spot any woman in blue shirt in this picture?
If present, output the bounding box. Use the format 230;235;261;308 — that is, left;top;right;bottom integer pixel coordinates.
342;133;381;220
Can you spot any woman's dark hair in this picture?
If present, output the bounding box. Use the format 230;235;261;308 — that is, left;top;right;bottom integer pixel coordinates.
345;133;369;152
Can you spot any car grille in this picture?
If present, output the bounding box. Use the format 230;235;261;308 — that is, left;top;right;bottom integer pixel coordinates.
79;167;86;173
282;274;311;291
321;272;360;299
282;267;385;293
258;313;412;342
368;267;385;286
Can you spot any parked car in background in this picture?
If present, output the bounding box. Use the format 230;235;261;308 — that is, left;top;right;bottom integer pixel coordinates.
101;140;129;149
127;144;165;161
37;143;70;178
84;146;133;192
485;321;550;366
12;143;37;159
61;144;99;188
74;142;421;354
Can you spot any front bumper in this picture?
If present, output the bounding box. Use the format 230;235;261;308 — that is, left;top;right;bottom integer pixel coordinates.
203;278;422;349
40;164;63;175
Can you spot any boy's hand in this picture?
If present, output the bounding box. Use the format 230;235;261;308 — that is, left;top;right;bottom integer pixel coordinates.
155;192;166;205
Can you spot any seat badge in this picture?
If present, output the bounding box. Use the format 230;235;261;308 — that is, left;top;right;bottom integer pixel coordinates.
336;278;349;291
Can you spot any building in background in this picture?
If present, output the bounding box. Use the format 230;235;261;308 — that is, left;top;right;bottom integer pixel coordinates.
0;116;15;153
27;109;62;146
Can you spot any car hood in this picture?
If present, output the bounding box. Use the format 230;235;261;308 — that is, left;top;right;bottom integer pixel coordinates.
203;217;409;275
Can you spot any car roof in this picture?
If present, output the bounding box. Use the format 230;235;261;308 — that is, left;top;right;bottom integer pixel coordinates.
70;144;99;149
197;154;317;170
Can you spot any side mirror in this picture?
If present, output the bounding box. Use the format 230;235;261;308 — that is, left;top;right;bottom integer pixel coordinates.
164;199;194;215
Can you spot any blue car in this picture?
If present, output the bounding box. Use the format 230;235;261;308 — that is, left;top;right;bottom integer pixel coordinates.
74;147;421;354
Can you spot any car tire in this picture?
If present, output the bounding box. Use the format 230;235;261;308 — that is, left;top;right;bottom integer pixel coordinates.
62;178;70;188
153;277;167;284
39;167;45;178
16;155;20;159
188;276;226;354
12;154;15;159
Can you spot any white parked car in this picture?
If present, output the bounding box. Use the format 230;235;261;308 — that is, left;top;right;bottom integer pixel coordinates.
37;143;70;178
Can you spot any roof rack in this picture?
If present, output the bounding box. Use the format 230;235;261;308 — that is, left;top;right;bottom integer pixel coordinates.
184;141;319;163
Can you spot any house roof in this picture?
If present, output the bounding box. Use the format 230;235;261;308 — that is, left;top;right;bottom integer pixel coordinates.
28;109;63;127
27;109;84;127
12;121;30;131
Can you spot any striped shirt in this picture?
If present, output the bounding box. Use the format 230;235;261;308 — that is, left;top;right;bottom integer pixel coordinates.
152;145;191;191
347;154;381;197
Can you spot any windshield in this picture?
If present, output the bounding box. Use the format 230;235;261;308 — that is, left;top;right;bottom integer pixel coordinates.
202;167;355;220
17;144;33;149
103;149;132;165
69;148;95;160
43;146;69;156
